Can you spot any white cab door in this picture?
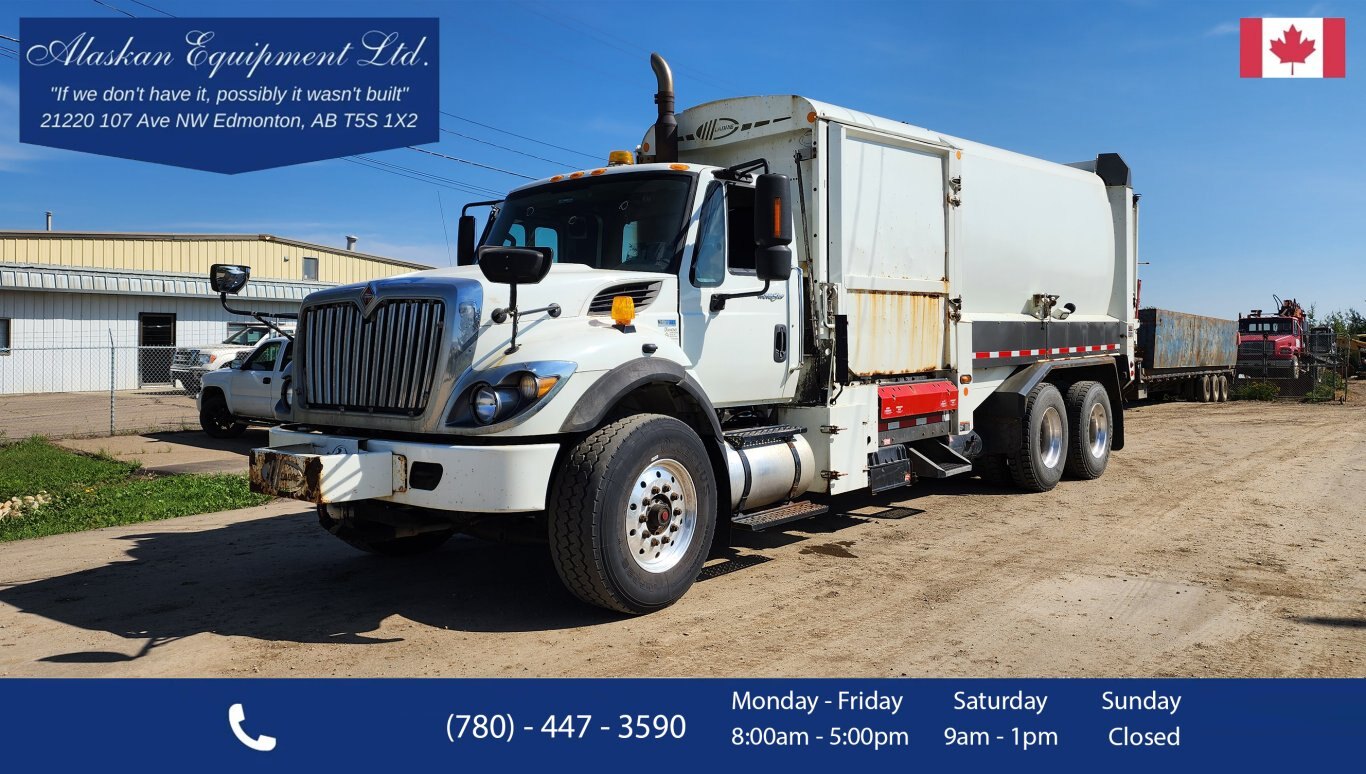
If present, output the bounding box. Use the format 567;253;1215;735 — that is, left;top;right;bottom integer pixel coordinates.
678;176;798;407
234;339;288;418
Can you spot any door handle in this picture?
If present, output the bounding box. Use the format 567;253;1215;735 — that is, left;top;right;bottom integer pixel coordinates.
774;324;788;363
263;377;272;384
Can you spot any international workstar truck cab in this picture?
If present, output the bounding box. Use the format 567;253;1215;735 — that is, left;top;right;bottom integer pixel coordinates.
227;54;1139;614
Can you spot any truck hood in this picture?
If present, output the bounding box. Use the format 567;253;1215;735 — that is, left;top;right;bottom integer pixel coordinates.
393;262;675;318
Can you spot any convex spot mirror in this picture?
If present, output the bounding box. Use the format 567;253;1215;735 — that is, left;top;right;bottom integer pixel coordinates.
210;263;251;294
477;245;554;286
753;173;793;282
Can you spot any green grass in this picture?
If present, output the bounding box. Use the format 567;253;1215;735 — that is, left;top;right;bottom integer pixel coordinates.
0;437;270;542
1231;381;1280;401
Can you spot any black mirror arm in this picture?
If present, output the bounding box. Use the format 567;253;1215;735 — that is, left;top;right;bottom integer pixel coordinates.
710;280;770;313
217;292;298;341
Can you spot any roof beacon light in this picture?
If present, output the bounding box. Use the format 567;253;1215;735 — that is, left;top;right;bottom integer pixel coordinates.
608;150;634;166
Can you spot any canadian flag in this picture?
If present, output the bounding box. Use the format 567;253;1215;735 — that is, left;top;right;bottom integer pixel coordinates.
1241;18;1346;78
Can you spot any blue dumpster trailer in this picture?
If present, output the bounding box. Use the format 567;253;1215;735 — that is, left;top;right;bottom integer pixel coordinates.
1127;308;1238;402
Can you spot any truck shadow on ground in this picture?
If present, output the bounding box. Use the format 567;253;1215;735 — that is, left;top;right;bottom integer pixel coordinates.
2;478;1005;664
0;511;619;663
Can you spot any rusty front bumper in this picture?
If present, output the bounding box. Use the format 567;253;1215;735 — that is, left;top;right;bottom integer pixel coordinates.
249;443;403;504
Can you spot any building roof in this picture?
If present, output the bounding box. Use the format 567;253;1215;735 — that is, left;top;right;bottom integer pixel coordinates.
0;230;429;271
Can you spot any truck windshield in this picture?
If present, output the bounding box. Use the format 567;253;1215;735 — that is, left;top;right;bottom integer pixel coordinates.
484;172;694;274
1240;320;1292;334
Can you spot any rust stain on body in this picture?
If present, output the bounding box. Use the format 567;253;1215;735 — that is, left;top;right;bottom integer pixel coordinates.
249;449;326;503
847;289;946;376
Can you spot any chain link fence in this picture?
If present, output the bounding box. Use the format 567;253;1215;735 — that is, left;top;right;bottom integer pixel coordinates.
0;342;246;440
1235;361;1351;401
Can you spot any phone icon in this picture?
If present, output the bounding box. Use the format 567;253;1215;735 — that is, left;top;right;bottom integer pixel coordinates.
228;703;277;752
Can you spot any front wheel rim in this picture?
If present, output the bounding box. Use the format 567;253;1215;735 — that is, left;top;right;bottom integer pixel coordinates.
1087;402;1108;458
624;458;697;573
1039;406;1064;469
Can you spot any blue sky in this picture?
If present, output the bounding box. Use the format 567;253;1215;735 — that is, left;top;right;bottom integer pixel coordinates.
1;0;1363;318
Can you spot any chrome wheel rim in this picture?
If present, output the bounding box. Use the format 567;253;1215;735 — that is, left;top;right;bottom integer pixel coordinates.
624;458;696;573
1087;402;1108;459
1039;406;1064;469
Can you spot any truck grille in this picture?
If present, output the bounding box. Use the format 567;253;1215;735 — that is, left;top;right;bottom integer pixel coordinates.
301;299;446;415
172;349;198;368
1239;340;1272;356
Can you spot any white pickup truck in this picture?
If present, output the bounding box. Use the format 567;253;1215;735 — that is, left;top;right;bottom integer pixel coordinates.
197;336;292;438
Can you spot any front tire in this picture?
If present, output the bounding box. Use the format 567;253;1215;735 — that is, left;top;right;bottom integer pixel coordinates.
548;414;717;614
199;394;246;438
1009;382;1069;492
1064;381;1112;479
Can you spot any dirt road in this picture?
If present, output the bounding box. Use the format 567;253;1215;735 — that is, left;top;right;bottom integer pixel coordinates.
1;400;1362;677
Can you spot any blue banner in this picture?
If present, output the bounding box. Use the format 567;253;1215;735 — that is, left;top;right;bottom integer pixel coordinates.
17;17;439;173
0;678;1359;770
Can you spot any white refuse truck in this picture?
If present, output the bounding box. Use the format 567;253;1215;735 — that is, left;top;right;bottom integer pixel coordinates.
225;54;1138;613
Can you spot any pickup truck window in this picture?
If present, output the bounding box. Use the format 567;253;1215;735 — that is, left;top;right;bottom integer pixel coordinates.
245;341;282;371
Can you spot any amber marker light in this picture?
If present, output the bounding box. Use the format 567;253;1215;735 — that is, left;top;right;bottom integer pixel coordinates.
590;168;606;176
611;295;636;327
608;150;634;166
669;163;689;171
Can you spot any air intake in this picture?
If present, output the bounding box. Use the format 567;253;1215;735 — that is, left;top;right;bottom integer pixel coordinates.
589;281;662;315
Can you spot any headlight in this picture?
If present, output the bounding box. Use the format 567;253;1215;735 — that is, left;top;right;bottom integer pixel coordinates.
471;384;501;424
194;353;211;366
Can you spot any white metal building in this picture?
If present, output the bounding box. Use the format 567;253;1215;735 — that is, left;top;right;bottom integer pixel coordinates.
0;231;428;394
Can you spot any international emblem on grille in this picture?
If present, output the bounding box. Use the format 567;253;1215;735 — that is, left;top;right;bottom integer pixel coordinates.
360;282;376;314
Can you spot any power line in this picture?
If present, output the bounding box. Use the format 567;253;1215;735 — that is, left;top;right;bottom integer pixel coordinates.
405;146;536;180
436;190;453;264
439;127;576;168
343;155;504;198
440;111;598;162
0;34;19;43
125;0;175;16
516;1;739;93
91;0;137;18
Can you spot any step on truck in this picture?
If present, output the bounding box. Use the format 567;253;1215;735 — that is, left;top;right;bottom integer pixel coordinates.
1126;309;1237;402
226;54;1139;614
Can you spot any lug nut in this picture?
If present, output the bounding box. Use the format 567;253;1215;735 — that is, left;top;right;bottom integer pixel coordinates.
651;486;660;494
661;536;670;545
662;484;671;492
670;493;679;501
651;538;659;547
639;515;647;523
670;524;679;532
673;508;682;516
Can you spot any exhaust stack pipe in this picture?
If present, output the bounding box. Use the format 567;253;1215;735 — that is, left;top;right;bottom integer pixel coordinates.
650;52;677;163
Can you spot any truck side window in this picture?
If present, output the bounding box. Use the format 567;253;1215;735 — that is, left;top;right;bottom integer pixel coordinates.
502;223;525;247
726;185;756;274
246;341;281;371
690;183;725;288
532;226;559;261
281;342;293;368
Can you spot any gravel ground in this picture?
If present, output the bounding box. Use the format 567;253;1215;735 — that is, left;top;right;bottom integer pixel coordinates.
0;398;1361;677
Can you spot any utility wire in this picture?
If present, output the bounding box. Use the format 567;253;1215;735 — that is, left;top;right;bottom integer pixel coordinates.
344;155;503;198
343;157;491;197
91;0;137;18
439;127;576;168
0;34;19;43
405;146;536;180
440;111;598;162
436;190;453;264
125;0;175;16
